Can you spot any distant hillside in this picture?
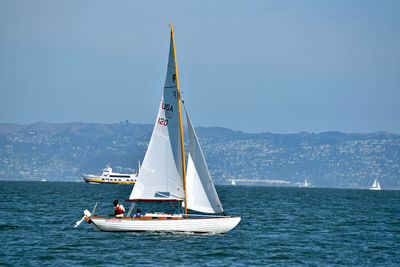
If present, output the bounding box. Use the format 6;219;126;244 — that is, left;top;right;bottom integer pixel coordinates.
0;122;399;189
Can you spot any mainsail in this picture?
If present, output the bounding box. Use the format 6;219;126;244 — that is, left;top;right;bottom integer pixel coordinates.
129;27;223;212
185;108;224;214
129;31;184;201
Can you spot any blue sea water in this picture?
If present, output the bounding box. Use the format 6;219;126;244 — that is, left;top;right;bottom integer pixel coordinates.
0;181;399;266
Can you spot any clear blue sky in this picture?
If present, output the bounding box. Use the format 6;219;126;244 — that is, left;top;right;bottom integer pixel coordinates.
1;0;399;134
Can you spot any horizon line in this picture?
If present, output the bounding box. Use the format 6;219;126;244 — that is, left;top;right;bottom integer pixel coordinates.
0;121;398;136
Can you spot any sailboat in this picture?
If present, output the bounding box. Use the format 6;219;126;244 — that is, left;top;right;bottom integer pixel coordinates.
369;178;381;190
76;25;241;234
298;179;309;188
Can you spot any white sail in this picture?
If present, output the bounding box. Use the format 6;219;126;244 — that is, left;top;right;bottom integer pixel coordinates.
185;108;224;214
129;32;184;201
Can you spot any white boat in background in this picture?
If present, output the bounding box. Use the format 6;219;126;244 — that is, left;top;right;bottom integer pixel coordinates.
299;179;309;187
76;25;240;234
81;166;137;184
41;178;47;182
370;178;381;190
231;179;236;185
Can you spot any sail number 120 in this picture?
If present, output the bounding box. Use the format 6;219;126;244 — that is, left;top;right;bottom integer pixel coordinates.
158;117;168;126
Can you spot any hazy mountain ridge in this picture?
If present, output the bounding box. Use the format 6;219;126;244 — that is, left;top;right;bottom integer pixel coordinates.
1;122;399;189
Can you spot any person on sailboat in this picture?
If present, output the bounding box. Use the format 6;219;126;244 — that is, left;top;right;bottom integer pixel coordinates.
113;200;125;218
135;208;142;217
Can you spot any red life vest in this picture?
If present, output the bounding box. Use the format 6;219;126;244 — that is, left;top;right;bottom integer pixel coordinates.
114;204;124;215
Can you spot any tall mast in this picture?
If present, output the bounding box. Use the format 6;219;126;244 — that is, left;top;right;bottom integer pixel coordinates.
169;24;187;217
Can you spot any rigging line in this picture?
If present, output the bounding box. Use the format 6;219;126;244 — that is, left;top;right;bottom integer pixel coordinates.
127;202;136;217
167;200;179;213
91;193;102;216
130;27;169;123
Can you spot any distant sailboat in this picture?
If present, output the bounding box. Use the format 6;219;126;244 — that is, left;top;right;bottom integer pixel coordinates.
231;179;236;185
370;178;381;190
299;179;309;188
76;25;240;234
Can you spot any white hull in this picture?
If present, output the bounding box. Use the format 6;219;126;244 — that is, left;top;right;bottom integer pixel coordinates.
369;187;381;190
89;216;241;234
82;174;136;184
